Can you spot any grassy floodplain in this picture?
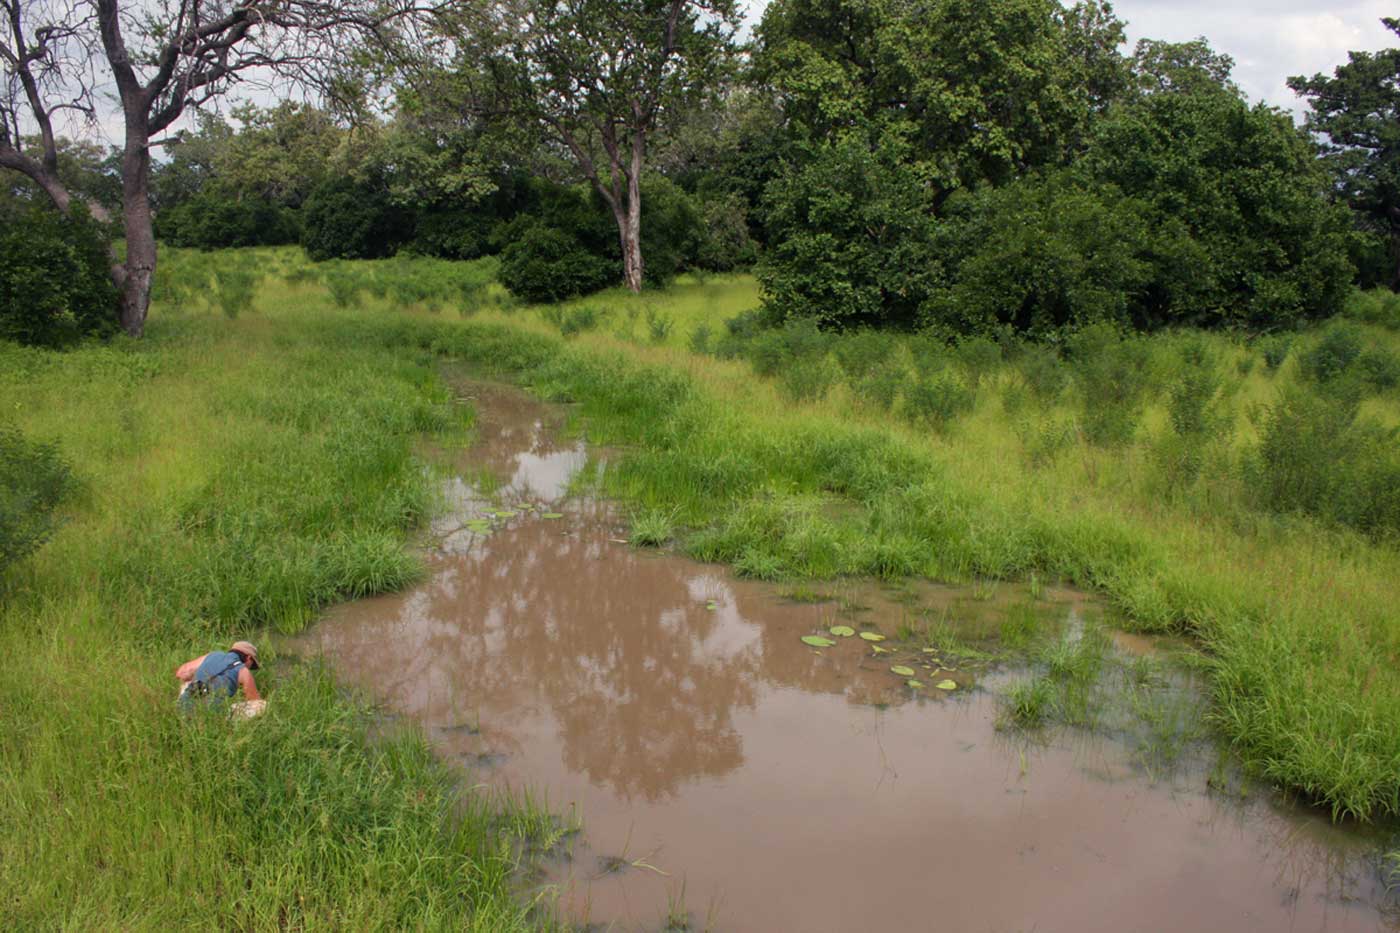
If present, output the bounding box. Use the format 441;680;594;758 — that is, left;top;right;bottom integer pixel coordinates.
0;249;564;929
5;244;1400;925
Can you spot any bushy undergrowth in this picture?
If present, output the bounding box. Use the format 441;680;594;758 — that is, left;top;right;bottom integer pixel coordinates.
0;202;118;347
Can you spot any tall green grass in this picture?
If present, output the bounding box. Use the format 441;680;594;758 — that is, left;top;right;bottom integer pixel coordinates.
0;270;558;928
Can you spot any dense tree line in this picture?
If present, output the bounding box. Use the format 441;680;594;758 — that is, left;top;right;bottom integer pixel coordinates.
4;0;1400;341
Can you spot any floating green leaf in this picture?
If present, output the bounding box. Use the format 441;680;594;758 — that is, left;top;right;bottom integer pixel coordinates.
936;680;958;691
495;509;517;518
541;512;564;520
859;632;886;642
705;600;718;611
907;680;924;689
802;635;837;648
891;665;916;677
871;645;892;654
829;625;855;637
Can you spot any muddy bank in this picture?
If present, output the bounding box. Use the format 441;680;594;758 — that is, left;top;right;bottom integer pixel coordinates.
289;379;1398;932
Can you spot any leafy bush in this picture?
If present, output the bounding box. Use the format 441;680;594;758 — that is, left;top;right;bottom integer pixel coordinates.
0;203;117;347
688;323;712;354
694;190;758;272
1298;321;1364;383
157;191;299;250
301;176;411;261
1358;347;1400;391
759;138;939;328
1018;345;1070;401
925;171;1153;339
498;223;617;303
1082;88;1354;330
213;267;259;319
0;426;77;575
778;354;840;403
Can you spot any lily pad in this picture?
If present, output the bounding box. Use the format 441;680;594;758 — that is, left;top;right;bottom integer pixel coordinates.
870;645;892;654
541;512;564;520
935;680;958;691
907;680;925;689
802;635;837;648
829;625;856;637
890;665;916;677
494;510;518;518
705;600;718;611
858;632;886;642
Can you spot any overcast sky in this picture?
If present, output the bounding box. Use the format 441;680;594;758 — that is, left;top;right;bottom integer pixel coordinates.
1111;0;1396;117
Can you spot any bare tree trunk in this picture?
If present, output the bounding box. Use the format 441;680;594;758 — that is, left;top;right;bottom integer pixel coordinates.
621;128;645;293
117;132;155;337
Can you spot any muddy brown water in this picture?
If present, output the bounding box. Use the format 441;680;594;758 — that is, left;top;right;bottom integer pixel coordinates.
288;380;1398;932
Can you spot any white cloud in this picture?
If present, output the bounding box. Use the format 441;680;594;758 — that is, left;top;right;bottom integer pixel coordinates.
1113;0;1397;117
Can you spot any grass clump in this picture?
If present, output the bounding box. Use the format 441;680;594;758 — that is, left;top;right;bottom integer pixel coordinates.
0;425;78;578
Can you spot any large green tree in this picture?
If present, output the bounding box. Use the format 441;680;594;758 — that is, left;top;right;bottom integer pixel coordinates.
1289;18;1400;288
430;0;740;293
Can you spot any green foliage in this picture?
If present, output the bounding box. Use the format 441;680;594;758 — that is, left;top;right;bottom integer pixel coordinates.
926;171;1153;339
902;369;975;429
1066;324;1150;446
1299;321;1364;383
1017;345;1070;401
0;427;76;577
759;138;939;328
301;176;412;262
1290;20;1400;289
1246;387;1400;538
213;267;259;319
1082;87;1354;330
0;203;117;348
1345;288;1400;330
1256;334;1293;372
499;223;617;303
156;190;299;250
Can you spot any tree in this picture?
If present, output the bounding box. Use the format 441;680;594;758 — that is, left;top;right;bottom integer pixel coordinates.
755;0;1129;197
1289;18;1400;289
433;0;740;292
1;0;410;336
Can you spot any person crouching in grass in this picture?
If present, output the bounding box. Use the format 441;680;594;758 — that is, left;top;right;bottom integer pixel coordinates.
176;640;262;711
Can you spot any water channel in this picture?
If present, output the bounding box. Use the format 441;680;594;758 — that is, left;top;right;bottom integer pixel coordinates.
287;377;1398;932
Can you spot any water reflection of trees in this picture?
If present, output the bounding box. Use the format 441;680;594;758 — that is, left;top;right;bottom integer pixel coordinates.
320;522;771;801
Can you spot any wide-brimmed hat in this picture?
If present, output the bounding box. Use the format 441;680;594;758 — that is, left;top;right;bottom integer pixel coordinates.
230;641;260;670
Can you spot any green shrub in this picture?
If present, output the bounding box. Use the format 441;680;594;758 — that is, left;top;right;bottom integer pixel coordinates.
498;223;617;303
759;138;939;329
1344;288;1400;330
832;330;897;379
955;336;1002;387
213;267;258;319
925;171;1153;339
1358;347;1400;391
0;426;77;576
157;191;299;250
902;370;974;430
853;363;905;412
1257;334;1293;372
1066;324;1150;447
1018;345;1070;401
646;308;674;343
1246;387;1400;538
688;323;713;354
1299;322;1364;383
0;203;117;347
778;355;839;403
301;176;411;262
